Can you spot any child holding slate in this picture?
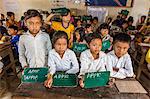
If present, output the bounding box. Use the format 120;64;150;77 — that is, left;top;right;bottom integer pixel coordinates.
96;23;112;52
45;31;79;88
107;33;134;79
19;9;52;68
78;33;112;88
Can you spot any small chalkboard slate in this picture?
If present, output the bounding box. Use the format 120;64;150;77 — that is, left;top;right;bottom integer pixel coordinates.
84;71;110;88
72;43;88;53
52;72;78;87
21;67;48;83
101;40;111;51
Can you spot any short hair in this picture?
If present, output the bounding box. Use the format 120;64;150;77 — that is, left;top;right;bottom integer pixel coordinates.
25;9;42;21
98;23;109;30
93;17;98;21
85;33;102;44
122;20;128;25
1;14;4;18
74;27;85;42
7;12;14;17
141;15;146;19
52;31;68;45
85;24;91;29
113;33;131;44
8;25;18;31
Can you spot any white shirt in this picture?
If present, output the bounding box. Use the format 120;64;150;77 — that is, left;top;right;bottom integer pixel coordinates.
107;50;134;79
0;56;3;69
48;49;79;75
18;31;52;68
79;49;109;76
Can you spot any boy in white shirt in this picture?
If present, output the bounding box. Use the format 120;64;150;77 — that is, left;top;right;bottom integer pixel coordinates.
44;31;79;88
19;9;52;68
79;33;112;88
107;33;134;79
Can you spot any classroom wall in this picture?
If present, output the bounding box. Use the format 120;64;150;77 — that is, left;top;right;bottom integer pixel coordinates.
0;0;149;25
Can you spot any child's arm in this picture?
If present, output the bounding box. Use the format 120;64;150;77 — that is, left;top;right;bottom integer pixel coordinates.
117;55;134;77
18;37;28;68
106;55;114;77
46;35;52;51
66;51;79;74
0;61;4;74
79;52;90;76
48;52;57;76
44;53;57;88
79;75;84;88
44;73;53;88
45;13;55;25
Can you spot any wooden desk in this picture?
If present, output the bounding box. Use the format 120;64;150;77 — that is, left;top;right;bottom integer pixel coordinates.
13;79;149;99
0;44;17;87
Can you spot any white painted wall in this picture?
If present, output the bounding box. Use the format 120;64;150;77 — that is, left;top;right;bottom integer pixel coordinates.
0;0;149;24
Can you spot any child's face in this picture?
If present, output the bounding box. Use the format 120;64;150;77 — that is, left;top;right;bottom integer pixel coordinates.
54;38;68;55
114;41;129;58
89;38;102;55
93;19;98;24
87;26;92;33
8;28;17;36
25;16;42;35
75;32;80;41
77;20;81;26
101;29;109;36
62;13;71;23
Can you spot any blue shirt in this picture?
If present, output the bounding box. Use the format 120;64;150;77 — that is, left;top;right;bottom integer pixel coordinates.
10;35;20;54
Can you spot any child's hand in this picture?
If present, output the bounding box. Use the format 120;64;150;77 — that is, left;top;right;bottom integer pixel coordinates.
44;77;53;88
79;77;84;88
108;78;115;88
44;74;53;88
113;67;119;72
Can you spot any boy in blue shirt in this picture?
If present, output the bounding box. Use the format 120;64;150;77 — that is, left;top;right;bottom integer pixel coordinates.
8;25;20;55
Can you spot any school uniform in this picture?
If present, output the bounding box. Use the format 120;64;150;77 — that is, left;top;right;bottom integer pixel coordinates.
18;31;52;68
79;49;110;76
48;49;79;75
107;50;134;79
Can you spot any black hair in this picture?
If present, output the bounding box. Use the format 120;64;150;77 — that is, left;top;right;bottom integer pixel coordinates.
99;23;109;30
108;17;112;21
8;25;18;32
25;9;42;21
85;33;102;44
93;17;98;21
7;12;14;17
74;27;85;42
85;24;91;29
113;33;131;44
1;14;4;18
122;20;128;24
141;15;146;19
52;31;68;45
146;18;150;26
